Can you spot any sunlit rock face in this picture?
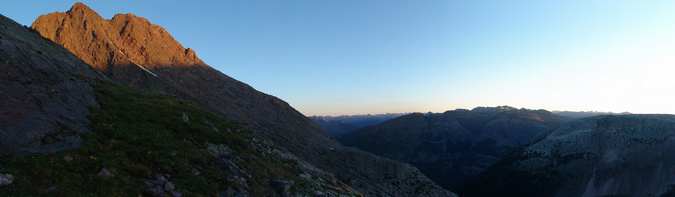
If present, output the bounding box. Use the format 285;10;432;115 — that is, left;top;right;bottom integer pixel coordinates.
456;114;675;197
30;3;455;196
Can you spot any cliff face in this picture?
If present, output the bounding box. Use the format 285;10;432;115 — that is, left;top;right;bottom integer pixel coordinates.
31;3;203;71
336;106;574;190
455;114;675;197
0;13;106;156
30;3;454;196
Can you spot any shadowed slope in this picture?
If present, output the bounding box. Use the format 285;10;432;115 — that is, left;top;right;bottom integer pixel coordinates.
456;114;675;197
30;3;454;196
0;13;106;156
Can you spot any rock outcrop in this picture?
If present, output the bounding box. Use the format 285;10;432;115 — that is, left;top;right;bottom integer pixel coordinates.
0;13;105;156
336;106;574;190
455;114;675;197
29;3;453;196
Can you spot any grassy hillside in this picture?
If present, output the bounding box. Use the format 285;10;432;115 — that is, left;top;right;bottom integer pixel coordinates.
0;80;356;196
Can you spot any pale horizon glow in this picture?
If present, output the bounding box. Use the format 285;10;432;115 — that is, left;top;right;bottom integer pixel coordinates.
3;1;675;116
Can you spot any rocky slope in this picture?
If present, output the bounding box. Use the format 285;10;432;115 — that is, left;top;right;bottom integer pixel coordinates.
0;12;365;197
29;3;454;196
455;114;675;197
0;13;106;157
336;106;574;190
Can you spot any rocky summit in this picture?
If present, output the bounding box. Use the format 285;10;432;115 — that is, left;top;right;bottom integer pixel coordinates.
455;114;675;197
336;106;574;190
24;2;454;196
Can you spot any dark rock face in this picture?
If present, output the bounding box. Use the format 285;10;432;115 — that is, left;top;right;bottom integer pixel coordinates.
30;3;454;196
0;14;105;156
336;106;574;190
456;114;675;197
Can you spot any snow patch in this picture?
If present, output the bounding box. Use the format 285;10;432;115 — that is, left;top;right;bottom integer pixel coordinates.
118;50;157;77
136;64;157;77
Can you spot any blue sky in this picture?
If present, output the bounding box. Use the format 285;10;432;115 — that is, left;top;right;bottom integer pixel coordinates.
3;1;675;116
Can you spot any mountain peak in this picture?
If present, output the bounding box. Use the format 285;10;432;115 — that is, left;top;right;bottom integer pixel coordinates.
67;2;100;18
70;2;92;11
32;2;205;72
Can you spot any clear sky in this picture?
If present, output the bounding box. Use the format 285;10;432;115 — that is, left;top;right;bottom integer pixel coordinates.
3;1;675;116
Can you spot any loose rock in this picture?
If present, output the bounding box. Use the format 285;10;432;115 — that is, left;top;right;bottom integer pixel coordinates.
182;113;189;123
63;155;73;162
206;143;234;158
164;181;175;191
0;174;14;186
146;186;165;197
203;119;219;132
269;178;294;196
170;190;182;197
97;167;114;178
299;172;311;179
312;190;326;197
156;174;168;183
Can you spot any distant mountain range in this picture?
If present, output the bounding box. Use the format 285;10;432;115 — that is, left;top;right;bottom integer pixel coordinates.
336;106;575;190
552;110;632;118
308;113;409;136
